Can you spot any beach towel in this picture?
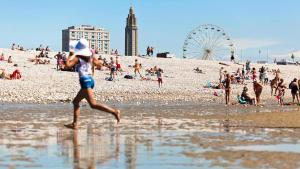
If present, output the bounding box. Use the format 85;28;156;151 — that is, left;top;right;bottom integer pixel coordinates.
105;77;113;81
124;75;133;79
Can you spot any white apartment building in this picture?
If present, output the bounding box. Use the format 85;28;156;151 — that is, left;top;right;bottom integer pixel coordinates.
62;25;110;54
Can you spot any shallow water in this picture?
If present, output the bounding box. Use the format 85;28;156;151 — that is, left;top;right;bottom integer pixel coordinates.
1;103;300;169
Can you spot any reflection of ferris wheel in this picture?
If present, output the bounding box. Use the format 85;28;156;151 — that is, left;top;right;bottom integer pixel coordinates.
183;24;235;60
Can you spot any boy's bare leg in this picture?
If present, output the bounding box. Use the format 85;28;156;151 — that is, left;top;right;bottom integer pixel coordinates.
65;89;86;129
85;89;121;123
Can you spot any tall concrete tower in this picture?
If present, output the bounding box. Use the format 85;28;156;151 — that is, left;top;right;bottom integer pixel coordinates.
125;6;138;56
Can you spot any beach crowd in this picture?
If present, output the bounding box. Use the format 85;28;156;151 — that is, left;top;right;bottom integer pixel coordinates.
219;60;300;106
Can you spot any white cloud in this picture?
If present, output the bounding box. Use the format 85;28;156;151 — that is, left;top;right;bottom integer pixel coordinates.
233;38;279;50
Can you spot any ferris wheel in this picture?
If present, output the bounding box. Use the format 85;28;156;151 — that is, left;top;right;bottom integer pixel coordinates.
183;24;235;60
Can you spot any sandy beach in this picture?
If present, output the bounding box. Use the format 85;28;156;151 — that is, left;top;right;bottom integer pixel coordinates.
1;48;299;105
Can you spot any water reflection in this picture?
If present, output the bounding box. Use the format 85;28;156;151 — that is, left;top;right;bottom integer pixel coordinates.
57;126;120;169
125;136;138;169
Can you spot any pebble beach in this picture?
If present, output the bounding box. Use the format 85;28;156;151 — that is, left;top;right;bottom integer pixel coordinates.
0;48;299;105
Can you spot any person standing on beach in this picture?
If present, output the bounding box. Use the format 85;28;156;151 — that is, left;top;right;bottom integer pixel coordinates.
253;81;263;105
246;60;251;74
276;79;286;106
270;76;279;96
251;68;257;82
150;47;154;56
146;46;150;56
116;56;122;75
289;78;299;104
157;68;163;88
54;52;63;70
219;67;224;83
134;59;142;77
64;39;120;129
109;57;117;80
224;74;231;105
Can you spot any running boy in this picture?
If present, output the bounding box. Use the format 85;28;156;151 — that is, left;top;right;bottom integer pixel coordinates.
64;39;120;129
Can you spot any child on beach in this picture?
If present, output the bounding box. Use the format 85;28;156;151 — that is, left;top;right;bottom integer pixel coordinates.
224;74;231;105
64;39;120;130
109;57;117;80
276;79;286;106
251;68;257;82
157;68;163;88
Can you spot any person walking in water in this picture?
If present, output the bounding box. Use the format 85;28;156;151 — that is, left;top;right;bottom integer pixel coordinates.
64;39;120;129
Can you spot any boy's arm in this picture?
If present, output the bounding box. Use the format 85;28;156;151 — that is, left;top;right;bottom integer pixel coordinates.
65;55;78;68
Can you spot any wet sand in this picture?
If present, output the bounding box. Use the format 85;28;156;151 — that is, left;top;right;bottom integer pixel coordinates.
1;103;300;169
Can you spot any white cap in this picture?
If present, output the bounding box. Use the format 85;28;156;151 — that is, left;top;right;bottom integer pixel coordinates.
74;39;92;56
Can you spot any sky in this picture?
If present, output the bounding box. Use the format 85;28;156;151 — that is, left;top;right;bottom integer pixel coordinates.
0;0;299;61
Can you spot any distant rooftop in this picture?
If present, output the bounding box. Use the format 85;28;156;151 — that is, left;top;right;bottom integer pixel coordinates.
67;25;106;31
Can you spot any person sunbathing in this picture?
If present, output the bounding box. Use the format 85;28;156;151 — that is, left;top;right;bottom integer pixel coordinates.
10;69;21;79
146;66;159;75
0;69;21;80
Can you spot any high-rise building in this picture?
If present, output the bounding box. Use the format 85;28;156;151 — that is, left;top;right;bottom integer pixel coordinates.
125;6;138;56
62;25;110;54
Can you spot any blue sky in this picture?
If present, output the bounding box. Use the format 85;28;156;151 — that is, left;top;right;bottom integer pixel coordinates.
0;0;299;61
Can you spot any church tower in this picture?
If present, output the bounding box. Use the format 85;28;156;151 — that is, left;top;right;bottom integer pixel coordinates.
125;6;138;56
